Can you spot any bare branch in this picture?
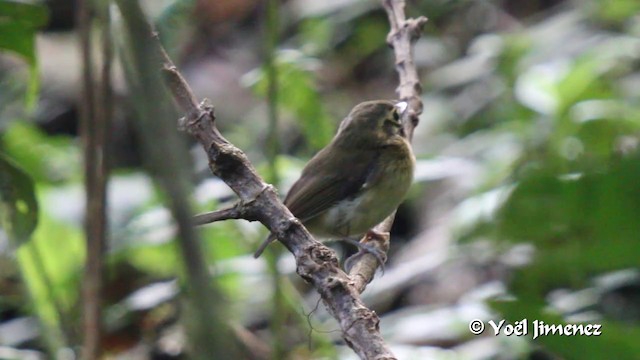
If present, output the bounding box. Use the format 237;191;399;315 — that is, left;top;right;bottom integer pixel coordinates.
118;0;427;357
148;16;399;360
384;0;428;137
193;205;244;225
79;0;112;357
347;0;428;292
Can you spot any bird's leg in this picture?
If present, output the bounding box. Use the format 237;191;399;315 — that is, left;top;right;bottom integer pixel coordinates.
343;230;389;273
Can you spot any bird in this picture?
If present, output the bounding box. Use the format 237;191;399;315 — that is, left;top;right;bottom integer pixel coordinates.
253;99;415;259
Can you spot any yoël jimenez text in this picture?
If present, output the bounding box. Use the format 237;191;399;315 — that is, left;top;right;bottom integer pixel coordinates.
489;319;602;339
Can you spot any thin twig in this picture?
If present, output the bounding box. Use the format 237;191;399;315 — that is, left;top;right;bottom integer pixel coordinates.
192;205;243;225
79;0;112;357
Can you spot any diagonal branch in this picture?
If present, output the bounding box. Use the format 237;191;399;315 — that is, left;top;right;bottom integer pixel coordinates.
160;53;394;360
347;0;428;292
121;1;427;358
151;14;400;360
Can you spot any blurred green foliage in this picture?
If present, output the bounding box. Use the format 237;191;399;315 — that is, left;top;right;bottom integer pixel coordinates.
453;2;640;358
18;213;84;326
0;0;48;107
0;154;38;245
155;0;196;58
250;51;335;151
0;0;639;358
3;122;81;183
587;0;640;24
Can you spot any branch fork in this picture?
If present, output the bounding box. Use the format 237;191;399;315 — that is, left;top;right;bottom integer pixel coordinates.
153;1;426;358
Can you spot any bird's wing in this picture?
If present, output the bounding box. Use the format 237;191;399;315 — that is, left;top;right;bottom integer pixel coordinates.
254;147;376;258
284;146;378;222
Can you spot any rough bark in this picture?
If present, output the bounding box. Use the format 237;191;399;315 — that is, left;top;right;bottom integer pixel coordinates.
143;0;426;358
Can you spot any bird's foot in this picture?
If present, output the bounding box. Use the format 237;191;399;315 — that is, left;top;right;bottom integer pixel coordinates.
343;231;389;273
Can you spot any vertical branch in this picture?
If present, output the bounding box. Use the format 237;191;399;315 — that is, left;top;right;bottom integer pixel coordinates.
99;2;114;128
79;0;112;358
78;0;100;357
383;0;426;140
347;0;427;291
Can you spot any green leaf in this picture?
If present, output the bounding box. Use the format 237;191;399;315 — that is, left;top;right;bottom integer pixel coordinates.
299;17;334;55
250;52;335;150
590;0;640;23
0;0;49;29
577;118;639;159
0;0;49;107
346;17;387;58
489;155;640;358
495;301;640;360
497;158;640;279
539;319;640;360
17;212;84;327
126;242;181;276
555;57;608;117
2;121;81;184
0;152;38;245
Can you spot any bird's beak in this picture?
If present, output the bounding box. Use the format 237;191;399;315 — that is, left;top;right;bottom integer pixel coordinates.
395;101;408;115
393;101;409;137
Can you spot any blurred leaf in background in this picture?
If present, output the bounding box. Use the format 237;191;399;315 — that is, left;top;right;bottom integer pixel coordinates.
1;0;639;358
454;4;640;358
246;50;335;151
0;154;38;246
17;213;83;327
0;0;48;108
2;122;81;184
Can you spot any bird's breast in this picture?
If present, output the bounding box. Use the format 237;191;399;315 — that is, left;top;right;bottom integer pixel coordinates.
307;142;414;239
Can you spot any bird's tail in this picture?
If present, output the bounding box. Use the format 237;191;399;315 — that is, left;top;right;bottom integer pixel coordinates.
253;233;277;258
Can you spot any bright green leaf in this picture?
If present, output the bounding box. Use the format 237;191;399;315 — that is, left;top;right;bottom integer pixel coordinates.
3;121;81;184
17;212;84;327
0;0;49;28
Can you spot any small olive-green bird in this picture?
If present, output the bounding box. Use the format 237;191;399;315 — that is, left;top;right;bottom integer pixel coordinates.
254;99;415;258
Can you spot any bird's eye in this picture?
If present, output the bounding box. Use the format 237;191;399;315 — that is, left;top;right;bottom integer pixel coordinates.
392;110;400;122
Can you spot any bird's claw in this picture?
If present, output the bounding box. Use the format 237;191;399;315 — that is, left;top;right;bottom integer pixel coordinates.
343;237;387;274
